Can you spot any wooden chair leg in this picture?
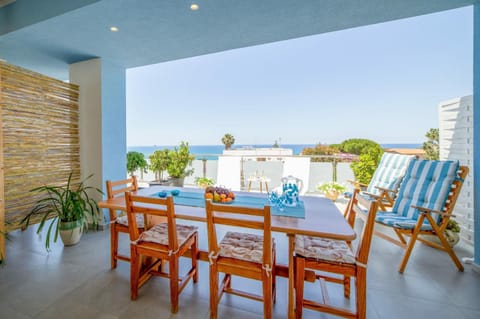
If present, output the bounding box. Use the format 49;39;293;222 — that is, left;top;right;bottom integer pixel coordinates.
110;224;118;269
262;270;273;319
169;256;179;314
343;276;350;299
295;257;305;319
192;234;199;283
432;223;465;272
272;247;277;304
356;268;367;319
209;264;219;319
130;246;139;300
398;216;425;273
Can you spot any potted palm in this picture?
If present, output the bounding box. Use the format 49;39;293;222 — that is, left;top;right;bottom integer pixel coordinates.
20;172;103;250
166;141;195;186
317;181;347;202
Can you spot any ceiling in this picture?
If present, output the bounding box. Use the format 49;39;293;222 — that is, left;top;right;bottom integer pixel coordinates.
0;0;476;80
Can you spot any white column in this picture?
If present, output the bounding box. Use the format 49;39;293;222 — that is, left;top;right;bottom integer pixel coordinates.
70;58;127;225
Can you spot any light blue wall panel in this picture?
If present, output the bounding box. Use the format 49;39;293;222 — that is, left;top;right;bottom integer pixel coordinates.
101;60;126;195
474;4;480;265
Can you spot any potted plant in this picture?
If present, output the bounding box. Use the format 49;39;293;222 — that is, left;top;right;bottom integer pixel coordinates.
317;181;347;202
166;141;195;186
149;149;171;184
20;172;103;250
127;151;148;179
195;177;214;189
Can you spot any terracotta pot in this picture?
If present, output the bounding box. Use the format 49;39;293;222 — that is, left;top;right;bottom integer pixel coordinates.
325;190;339;202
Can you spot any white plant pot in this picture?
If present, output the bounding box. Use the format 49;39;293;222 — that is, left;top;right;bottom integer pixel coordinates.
59;220;83;246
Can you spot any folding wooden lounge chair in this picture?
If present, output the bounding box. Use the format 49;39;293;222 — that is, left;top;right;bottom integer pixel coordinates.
348;152;415;211
367;159;468;273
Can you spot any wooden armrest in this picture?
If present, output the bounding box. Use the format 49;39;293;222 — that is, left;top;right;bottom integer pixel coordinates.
374;186;397;194
347;180;368;187
362;192;381;200
411;205;454;217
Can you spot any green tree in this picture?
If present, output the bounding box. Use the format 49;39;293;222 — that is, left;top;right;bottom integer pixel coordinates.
149;149;171;181
338;138;383;184
126;151;148;176
221;133;235;150
166;141;195;178
423;128;439;160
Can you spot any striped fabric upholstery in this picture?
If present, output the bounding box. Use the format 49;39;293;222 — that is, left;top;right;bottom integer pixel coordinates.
366;153;415;196
376;159;459;230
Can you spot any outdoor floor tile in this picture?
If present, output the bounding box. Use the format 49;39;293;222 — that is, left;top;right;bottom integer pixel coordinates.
1;218;479;319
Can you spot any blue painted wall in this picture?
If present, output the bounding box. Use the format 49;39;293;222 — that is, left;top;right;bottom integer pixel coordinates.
101;60;126;199
474;3;479;266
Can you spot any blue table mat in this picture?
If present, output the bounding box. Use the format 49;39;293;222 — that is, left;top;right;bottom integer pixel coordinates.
150;190;305;218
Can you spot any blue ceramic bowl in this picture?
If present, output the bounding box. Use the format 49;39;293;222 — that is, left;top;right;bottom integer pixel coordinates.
157;191;167;198
170;189;180;196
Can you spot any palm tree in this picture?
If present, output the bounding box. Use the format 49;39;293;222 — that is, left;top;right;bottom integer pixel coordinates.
221;133;235;150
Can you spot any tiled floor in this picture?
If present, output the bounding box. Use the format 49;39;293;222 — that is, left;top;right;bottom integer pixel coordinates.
1;206;479;319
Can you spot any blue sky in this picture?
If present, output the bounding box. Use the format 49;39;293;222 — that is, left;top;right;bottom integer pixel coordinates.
126;6;473;147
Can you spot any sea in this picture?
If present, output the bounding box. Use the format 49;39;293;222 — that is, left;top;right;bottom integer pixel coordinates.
128;143;422;160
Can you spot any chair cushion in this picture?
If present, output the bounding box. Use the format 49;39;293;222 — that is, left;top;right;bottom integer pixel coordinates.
295;235;356;264
219;231;270;263
366;153;415;196
375;212;433;231
390;159;459;224
116;214;145;228
138;223;197;247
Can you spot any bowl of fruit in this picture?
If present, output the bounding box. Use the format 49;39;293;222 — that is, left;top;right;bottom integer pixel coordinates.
204;186;235;204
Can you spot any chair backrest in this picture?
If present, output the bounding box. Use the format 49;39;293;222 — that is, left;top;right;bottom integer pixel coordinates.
366;152;415;195
106;176;138;199
350;190;378;265
125;193;178;251
205;200;272;265
392;159;460;224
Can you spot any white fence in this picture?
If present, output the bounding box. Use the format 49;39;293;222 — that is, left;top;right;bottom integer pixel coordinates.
439;95;474;246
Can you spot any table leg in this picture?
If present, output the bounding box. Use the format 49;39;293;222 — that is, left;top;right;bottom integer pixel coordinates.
265;182;269;192
287;233;295;319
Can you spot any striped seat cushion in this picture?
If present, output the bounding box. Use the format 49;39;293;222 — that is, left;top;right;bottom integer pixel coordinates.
219;231;272;263
375;159;459;228
295;235;355;264
375;212;433;231
366;153;415;196
116;214;145;228
138;223;198;246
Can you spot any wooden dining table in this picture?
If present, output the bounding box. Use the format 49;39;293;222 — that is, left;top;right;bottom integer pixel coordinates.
98;186;356;319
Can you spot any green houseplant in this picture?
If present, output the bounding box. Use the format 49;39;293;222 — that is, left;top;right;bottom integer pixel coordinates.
166;141;195;186
20;172;103;250
317;181;347;202
127;151;148;178
195;177;214;189
149;149;171;183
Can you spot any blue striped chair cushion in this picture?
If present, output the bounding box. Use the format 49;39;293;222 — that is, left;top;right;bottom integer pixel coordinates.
375;212;433;231
366;153;415;196
375;159;459;228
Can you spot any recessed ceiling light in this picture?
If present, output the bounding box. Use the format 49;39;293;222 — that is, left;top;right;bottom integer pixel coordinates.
190;3;199;11
110;26;119;32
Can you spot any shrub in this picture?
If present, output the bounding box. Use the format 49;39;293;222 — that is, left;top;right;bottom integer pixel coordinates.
338;138;383;184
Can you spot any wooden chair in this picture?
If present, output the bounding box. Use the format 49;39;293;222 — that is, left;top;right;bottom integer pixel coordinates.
368;159;468;273
125;192;198;313
347;152;415;211
205;200;276;319
106;176;142;268
294;190;378;319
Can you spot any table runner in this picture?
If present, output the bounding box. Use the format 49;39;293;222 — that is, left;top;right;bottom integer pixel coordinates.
150;190;305;218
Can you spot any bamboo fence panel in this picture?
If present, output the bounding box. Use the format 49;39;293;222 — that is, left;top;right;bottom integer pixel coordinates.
0;62;81;232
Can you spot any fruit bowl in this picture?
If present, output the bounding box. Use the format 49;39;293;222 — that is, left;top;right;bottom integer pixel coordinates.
204;186;235;204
